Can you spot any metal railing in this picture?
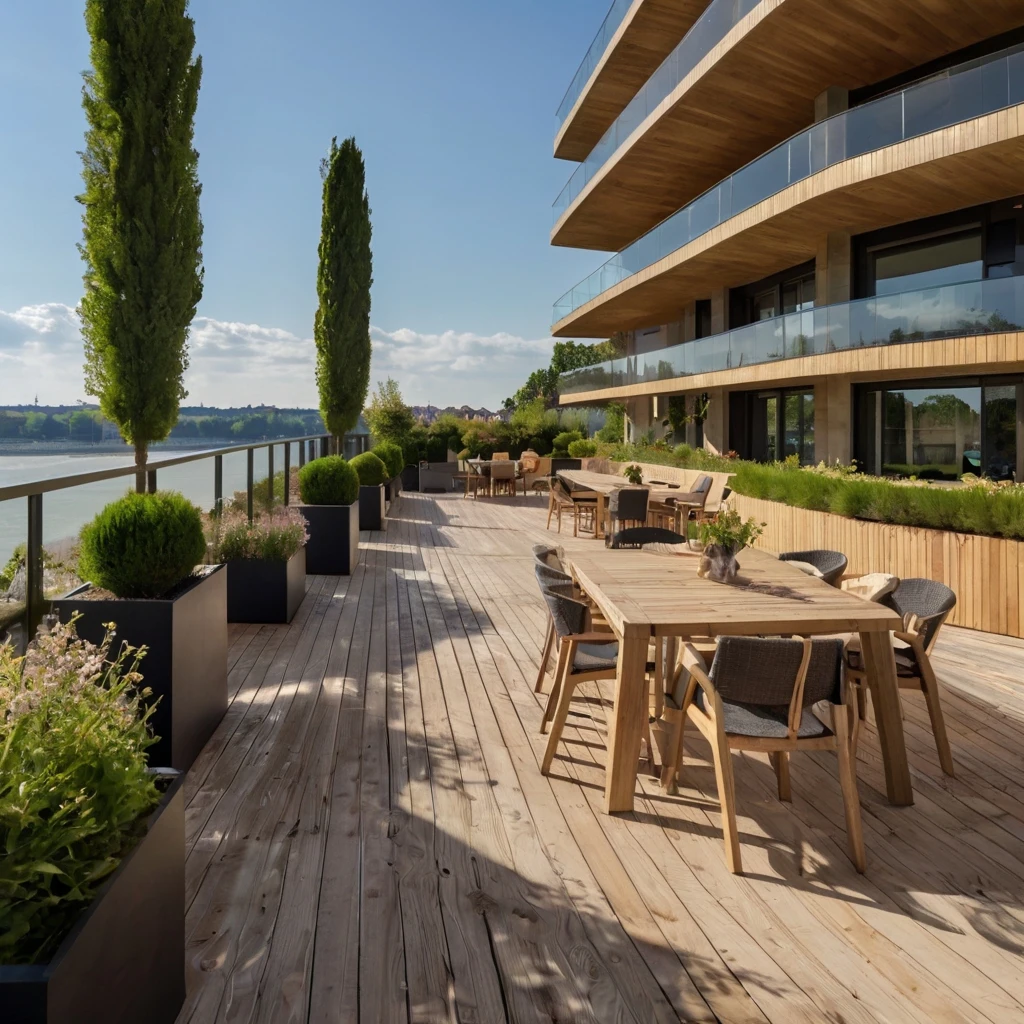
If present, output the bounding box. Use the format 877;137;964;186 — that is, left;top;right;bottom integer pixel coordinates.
559;276;1024;395
0;433;331;643
554;42;1024;323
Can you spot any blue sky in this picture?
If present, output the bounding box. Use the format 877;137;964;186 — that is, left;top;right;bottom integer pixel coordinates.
0;0;607;409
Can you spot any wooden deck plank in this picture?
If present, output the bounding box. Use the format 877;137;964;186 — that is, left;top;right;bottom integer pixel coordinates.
180;491;1024;1024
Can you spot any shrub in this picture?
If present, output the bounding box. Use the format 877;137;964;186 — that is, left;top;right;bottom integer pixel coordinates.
567;439;598;458
552;430;583;453
372;440;405;479
298;456;359;506
0;617;159;964
207;507;308;562
349;451;388;486
78;491;205;599
527;435;551;456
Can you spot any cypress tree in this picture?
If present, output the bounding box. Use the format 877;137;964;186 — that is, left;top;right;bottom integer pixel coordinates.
78;0;204;491
315;137;373;442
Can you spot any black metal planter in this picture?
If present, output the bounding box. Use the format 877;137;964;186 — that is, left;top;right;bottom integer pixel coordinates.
299;501;359;575
359;484;386;531
0;776;186;1024
226;547;306;623
51;566;228;772
400;464;419;492
387;475;401;507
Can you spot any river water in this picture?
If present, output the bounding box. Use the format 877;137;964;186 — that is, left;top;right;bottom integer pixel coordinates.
0;449;292;561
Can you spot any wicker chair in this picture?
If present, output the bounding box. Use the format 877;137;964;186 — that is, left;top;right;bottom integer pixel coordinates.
533;560;574;696
649;474;712;531
779;549;849;587
662;636;864;875
490;459;516;496
610;526;686;549
538;586;654;775
845;578;956;776
608;487;649;536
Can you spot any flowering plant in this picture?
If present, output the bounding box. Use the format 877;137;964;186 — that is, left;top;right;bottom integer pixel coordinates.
206;506;309;563
0;616;159;964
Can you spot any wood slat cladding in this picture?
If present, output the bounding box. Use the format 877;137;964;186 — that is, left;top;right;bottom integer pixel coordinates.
553;106;1024;339
556;0;710;163
559;331;1024;405
552;0;1024;251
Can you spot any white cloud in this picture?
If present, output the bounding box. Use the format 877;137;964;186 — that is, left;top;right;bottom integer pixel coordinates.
0;303;556;410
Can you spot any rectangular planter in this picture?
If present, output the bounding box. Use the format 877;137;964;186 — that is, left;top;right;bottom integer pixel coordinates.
400;464;419;492
227;547;306;624
52;566;228;772
359;483;386;531
387;475;401;506
300;501;359;575
0;776;185;1024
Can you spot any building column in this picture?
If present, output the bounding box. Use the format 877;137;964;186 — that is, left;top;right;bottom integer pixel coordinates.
701;388;729;455
814;377;852;465
625;397;652;442
815;232;852;307
814;86;849;122
710;288;728;335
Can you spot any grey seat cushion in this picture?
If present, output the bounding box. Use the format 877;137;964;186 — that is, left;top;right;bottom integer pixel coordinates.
573;642;619;673
846;646;919;677
695;688;832;738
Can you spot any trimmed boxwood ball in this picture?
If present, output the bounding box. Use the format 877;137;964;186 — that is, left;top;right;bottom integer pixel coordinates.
78;491;206;599
298;455;359;506
349;451;388;486
372;440;405;479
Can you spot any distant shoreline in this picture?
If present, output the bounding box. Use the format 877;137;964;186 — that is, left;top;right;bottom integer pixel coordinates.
0;439;238;457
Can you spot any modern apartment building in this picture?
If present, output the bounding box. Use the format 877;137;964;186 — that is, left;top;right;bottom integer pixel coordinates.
551;1;1024;481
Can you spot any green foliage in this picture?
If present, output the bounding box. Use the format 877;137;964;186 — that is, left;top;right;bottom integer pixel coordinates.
315;137;373;437
78;0;204;473
365;378;413;447
504;338;624;410
0;545;26;591
623;464;643;485
207;507;308;562
596;403;625;443
527;435;551;456
698;507;764;551
78;492;205;598
551;430;583;455
371;440;405;479
0;618;160;964
298;456;359;506
567;439;598;458
349;451;387;487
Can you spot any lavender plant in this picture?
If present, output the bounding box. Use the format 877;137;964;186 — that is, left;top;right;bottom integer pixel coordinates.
0;617;159;965
206;506;309;563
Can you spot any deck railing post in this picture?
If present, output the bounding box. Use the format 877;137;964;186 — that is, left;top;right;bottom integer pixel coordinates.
147;470;157;494
214;454;223;515
26;493;44;639
246;448;254;523
298;440;306;469
268;444;275;508
283;443;291;506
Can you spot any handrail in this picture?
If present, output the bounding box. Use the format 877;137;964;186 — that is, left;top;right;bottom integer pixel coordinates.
554;42;1024;324
0;433;329;502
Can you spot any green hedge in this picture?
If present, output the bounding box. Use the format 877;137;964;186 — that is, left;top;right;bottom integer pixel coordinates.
371;440;405;479
298;456;359;506
349;451;388;486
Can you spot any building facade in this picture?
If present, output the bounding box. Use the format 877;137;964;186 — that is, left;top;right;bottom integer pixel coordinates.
551;1;1024;481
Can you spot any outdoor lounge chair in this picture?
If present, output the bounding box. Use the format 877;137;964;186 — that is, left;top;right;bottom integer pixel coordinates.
845;578;957;776
780;549;849;587
661;636;864;875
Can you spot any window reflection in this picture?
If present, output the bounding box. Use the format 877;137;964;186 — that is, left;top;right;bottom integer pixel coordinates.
871;230;983;296
984;385;1017;480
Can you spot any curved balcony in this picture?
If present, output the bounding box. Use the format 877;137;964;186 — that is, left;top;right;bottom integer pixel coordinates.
555;0;712;163
551;0;1024;251
559;277;1024;398
552;44;1024;333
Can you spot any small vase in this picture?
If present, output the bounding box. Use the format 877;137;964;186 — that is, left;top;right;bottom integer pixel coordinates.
700;543;740;583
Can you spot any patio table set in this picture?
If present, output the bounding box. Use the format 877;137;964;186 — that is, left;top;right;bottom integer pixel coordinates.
534;475;958;876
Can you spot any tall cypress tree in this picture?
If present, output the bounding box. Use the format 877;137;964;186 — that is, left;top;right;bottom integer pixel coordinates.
315;137;373;442
78;0;204;490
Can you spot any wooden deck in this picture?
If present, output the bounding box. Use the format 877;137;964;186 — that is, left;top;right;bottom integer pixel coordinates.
178;491;1024;1024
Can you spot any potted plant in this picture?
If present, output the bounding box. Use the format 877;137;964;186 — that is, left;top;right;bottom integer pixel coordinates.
0;618;185;1024
51;491;226;772
350;451;388;531
371;440;405;506
697;507;765;583
297;456;360;575
208;507;308;624
624;464;644;485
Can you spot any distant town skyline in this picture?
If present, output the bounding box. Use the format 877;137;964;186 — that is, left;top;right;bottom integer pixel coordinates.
0;0;603;408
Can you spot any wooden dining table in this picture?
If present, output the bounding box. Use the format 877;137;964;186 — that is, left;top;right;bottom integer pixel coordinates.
566;546;909;814
556;469;685;539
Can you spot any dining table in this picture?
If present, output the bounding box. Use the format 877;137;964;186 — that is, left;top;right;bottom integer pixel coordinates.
565;545;909;814
465;458;523;497
556;469;686;539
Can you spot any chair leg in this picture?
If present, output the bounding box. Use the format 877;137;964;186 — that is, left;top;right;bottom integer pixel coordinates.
542;667;578;775
660;713;685;792
709;724;742;874
534;622;555;693
541;640;569;734
546;493;554;528
832;705;866;873
919;666;955;777
771;751;792;802
855;683;867;720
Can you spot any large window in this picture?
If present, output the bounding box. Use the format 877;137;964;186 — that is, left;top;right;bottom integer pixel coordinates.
740;388;815;465
870;229;983;296
854;379;1020;480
